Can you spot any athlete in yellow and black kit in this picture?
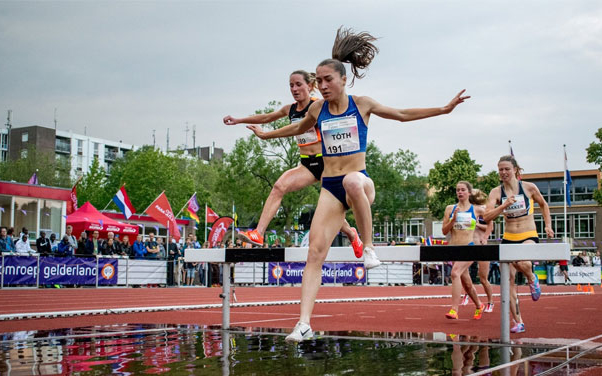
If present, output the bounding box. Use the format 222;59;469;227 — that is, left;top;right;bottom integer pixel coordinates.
484;155;554;333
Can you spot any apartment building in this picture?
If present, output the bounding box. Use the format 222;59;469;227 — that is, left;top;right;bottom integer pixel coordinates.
7;125;135;178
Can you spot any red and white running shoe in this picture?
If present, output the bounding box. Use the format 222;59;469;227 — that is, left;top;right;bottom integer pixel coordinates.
237;229;264;247
350;228;363;258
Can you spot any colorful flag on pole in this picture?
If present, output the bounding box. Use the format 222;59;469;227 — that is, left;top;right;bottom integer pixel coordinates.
145;191;181;241
185;193;200;224
27;172;38;185
564;149;572;207
112;185;136;219
206;206;219;223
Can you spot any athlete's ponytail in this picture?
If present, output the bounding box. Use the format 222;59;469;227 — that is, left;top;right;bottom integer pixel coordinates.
469;189;488;205
318;26;379;86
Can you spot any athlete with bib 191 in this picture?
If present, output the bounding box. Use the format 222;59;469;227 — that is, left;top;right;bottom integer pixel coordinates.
223;70;363;257
483;155;554;333
247;27;470;342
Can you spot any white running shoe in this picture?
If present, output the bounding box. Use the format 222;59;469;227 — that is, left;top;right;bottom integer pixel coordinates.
285;321;313;343
460;294;469;306
363;246;382;269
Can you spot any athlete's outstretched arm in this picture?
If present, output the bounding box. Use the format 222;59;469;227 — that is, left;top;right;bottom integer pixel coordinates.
247;102;319;140
362;90;470;122
223;105;290;126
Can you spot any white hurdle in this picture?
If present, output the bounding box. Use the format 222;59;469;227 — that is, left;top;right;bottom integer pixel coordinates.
185;243;570;344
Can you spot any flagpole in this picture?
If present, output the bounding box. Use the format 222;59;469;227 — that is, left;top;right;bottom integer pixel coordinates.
175;192;196;219
563;144;567;241
204;203;208;243
232;201;235;244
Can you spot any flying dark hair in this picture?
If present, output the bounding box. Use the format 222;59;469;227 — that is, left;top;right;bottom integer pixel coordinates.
318;26;379;87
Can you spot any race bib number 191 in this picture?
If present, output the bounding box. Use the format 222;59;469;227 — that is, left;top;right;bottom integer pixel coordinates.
321;116;360;155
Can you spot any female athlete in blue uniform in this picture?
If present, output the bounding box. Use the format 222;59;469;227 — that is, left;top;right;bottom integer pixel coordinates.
248;27;470;342
224;70;363;256
442;181;485;320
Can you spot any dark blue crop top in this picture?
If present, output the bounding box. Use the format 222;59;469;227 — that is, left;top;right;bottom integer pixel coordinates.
317;95;368;157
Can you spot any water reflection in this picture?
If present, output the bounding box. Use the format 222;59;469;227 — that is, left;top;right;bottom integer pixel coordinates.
0;325;599;375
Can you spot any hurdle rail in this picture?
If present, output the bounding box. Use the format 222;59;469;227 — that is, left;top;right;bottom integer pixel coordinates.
185;243;570;344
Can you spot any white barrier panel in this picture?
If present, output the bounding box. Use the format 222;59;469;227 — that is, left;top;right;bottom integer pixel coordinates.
117;259;167;285
185;244;570;263
552;266;601;284
233;262;265;284
367;262;413;285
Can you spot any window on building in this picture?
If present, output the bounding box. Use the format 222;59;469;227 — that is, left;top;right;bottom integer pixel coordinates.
549;180;564;204
406;219;424;238
574;213;595;238
40;199;62;237
534;181;549;202
14;197;38;240
55;137;70;153
572;178;597;203
534;215;566;239
94;143;99;156
1;133;7;149
77;140;83;155
0;195;11;228
21;132;28;142
373;223;386;243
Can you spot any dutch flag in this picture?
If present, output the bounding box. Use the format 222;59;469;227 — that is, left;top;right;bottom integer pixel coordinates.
112;185;136;219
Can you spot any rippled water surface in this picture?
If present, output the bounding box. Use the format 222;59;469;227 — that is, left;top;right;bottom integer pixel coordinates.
1;324;599;375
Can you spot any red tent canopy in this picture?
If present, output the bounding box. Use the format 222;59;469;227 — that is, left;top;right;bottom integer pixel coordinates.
67;201;139;239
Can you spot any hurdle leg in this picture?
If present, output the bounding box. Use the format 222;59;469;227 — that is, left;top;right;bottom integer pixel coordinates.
221;263;231;329
500;262;511;346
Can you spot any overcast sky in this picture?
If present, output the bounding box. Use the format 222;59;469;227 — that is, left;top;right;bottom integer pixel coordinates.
1;1;601;176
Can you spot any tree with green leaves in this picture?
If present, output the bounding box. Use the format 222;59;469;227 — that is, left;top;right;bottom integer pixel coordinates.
0;145;71;187
365;142;427;224
586;128;602;204
77;156;109;208
427;149;486;219
103;146;196;215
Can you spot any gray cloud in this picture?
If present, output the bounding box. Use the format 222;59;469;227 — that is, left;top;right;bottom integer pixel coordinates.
0;0;600;175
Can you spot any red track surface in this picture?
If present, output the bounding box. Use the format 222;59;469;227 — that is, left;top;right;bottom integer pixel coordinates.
1;284;601;344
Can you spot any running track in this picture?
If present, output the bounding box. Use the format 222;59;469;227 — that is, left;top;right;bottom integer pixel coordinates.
1;284;601;345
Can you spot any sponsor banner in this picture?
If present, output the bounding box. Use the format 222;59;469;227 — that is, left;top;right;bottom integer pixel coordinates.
1;256;38;285
1;256;118;285
268;262;366;284
552;266;601;284
208;217;234;248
